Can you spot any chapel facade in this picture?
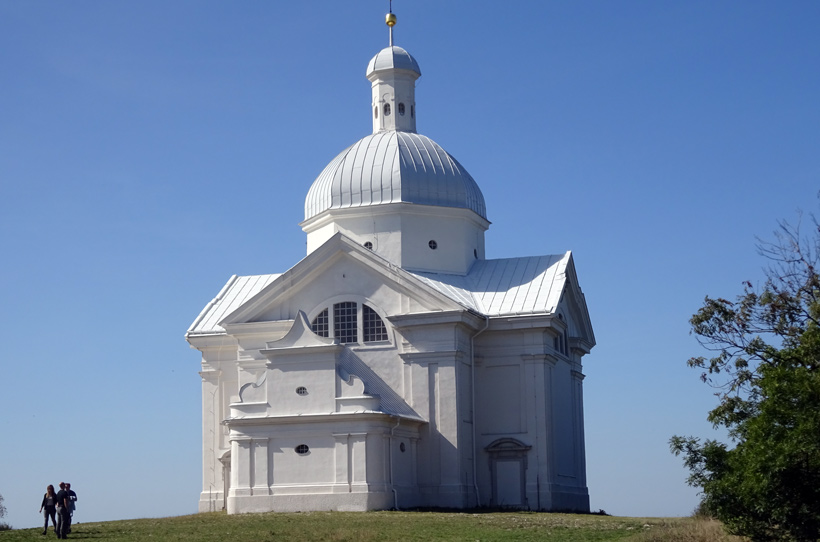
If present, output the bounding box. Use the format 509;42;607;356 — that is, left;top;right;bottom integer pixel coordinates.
186;12;595;514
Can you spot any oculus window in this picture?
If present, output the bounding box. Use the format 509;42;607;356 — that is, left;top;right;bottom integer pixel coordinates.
311;302;389;345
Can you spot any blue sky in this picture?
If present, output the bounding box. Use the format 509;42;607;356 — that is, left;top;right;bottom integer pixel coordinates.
1;0;818;529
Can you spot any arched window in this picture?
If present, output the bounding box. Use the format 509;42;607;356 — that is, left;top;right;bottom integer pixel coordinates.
363;304;388;342
411;105;414;118
334;301;357;343
374;106;378;119
310;302;390;345
384;103;391;116
312;308;329;337
398;102;405;116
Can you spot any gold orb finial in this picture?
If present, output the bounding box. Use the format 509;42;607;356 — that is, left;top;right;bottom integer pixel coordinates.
386;12;397;27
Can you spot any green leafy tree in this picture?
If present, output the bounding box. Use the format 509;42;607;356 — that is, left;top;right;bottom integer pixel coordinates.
671;213;820;542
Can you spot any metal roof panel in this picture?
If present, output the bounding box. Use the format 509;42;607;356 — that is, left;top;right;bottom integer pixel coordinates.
410;254;570;316
187;274;280;335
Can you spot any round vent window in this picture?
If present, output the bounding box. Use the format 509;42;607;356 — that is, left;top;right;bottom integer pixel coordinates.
428;240;437;250
364;241;373;250
399;442;406;453
295;444;310;455
296;386;308;396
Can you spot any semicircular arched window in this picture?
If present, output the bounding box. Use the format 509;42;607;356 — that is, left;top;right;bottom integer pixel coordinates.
310;302;389;345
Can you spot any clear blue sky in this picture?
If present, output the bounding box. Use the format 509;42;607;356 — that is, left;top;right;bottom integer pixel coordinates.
1;0;818;529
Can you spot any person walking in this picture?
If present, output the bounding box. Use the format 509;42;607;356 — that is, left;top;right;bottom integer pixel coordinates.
38;484;58;535
54;482;70;539
64;483;77;534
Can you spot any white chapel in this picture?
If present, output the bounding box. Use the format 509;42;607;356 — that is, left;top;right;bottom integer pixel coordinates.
186;11;595;514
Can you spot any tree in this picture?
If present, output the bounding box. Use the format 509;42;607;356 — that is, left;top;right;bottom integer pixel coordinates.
0;492;9;530
671;212;820;542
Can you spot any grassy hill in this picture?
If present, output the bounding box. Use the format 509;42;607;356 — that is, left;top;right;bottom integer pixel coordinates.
0;510;746;541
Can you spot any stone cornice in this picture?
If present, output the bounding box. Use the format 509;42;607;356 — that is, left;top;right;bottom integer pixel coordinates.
224;411;427;427
260;343;343;362
521;353;559;366
488;314;556;331
300;202;490;233
223;320;294;337
569;337;594;356
389;310;485;330
399;350;464;365
186;334;235;349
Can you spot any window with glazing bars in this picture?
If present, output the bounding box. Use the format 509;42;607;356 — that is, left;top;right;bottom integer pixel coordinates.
363;304;388;342
333;302;357;343
311;308;329;337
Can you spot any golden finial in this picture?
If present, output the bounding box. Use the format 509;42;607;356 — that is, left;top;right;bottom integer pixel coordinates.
385;1;396;46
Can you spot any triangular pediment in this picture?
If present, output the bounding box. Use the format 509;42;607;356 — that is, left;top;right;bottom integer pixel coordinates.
554;253;596;350
219;233;467;328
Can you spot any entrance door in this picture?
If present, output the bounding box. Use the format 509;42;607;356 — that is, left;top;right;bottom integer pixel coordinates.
495;459;523;506
485;438;531;508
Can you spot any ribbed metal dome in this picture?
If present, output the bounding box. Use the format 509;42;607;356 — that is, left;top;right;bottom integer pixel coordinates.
366;46;420;78
304;131;486;221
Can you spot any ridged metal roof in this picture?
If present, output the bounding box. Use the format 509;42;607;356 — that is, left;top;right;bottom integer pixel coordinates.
186;274;279;336
366;46;420;77
410;254;570;316
187;254;569;337
304;131;486;220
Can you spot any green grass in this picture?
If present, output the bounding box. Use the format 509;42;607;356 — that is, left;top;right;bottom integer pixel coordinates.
0;511;746;541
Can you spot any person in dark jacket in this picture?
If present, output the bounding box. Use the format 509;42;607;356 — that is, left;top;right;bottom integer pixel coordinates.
38;484;58;535
65;483;77;534
55;482;71;539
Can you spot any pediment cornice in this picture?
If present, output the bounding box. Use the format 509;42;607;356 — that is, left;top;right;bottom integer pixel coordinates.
219;233;467;327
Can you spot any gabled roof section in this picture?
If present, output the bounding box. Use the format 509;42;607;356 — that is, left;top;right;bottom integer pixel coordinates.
204;233;467;331
410;253;572;317
411;251;595;346
187;273;280;337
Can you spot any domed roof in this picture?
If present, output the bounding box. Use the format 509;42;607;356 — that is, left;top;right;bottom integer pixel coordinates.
305;131;486;221
366;46;421;78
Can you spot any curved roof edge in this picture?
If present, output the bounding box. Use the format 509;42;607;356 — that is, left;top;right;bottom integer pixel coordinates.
305;131;486;221
366;46;421;77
